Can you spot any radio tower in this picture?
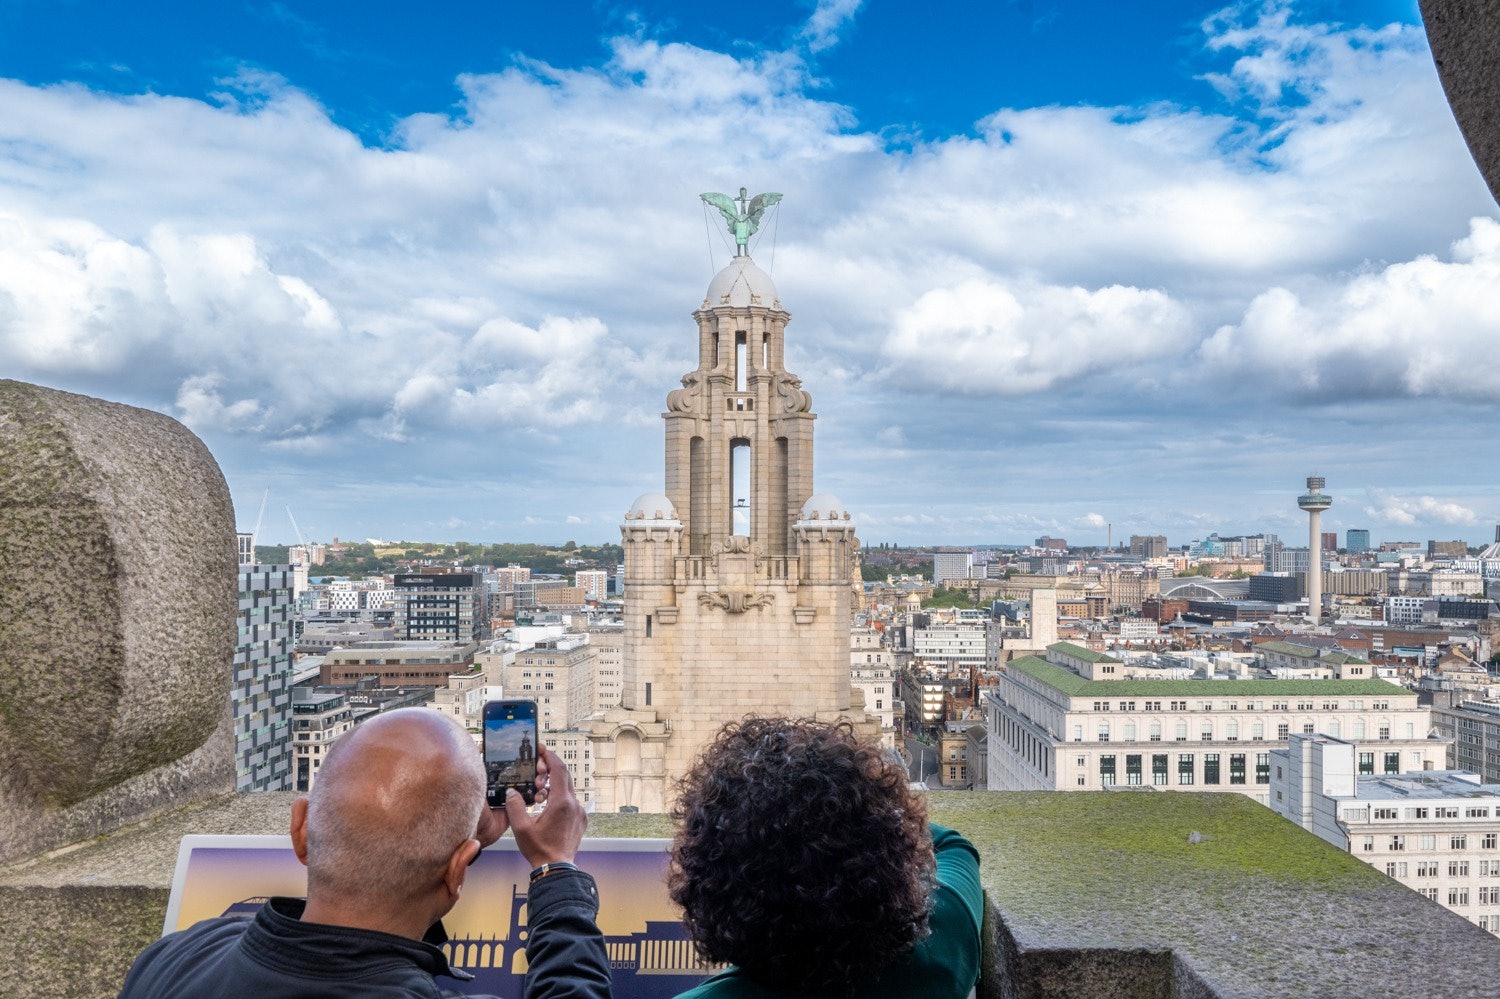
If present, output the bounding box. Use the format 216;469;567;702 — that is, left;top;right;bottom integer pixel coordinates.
1298;476;1332;624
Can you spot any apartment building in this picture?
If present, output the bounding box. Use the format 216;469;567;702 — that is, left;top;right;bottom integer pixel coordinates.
234;562;295;791
850;626;898;748
986;642;1444;804
502;634;596;734
1272;733;1500;934
393;572;484;641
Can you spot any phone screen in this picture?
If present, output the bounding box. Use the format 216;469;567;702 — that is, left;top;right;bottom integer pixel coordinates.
483;699;539;807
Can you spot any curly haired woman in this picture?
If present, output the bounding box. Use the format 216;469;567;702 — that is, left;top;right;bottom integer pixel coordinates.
668;717;984;998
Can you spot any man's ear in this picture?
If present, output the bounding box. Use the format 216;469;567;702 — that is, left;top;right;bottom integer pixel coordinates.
290;797;311;868
442;839;482;902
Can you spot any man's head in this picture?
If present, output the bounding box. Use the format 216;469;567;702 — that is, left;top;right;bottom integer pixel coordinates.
668;717;935;992
291;709;485;923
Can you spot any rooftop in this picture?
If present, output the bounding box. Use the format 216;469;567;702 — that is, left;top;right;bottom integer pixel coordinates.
1008;655;1409;698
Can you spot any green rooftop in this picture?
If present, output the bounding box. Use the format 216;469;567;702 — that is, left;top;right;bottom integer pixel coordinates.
1009;655;1408;699
1049;641;1119;663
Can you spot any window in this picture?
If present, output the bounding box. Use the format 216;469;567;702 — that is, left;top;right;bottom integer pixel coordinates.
1204;753;1221;785
1227;721;1239;741
1375;808;1398;820
1471;808;1493;820
1485;834;1498;850
1201;725;1214;741
1252;722;1265;741
1230;754;1247;785
1386;862;1399;877
1418;862;1438;877
1437;807;1459;819
1453;836;1469;851
1178;754;1194;785
1099;755;1116;786
1153;754;1169;786
1277;723;1290;740
1145;701;1161;711
1363;836;1375;852
1149;722;1162;742
1077;775;1087;786
1451;861;1471;877
1390;836;1406;851
1256;754;1270;784
1098;724;1110;743
1126;754;1142;786
1450;888;1470;906
1419;835;1436;851
1358;752;1375;775
1384;752;1400;774
1077;756;1086;767
1124;722;1137;741
1175;722;1189;742
1073;725;1083;742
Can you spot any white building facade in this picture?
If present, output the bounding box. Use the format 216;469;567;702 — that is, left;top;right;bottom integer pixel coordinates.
986;643;1444;805
1272;734;1500;934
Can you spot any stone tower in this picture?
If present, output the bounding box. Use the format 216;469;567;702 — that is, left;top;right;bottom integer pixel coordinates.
587;252;867;813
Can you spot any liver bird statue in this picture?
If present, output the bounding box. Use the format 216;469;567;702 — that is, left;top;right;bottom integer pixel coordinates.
700;187;783;256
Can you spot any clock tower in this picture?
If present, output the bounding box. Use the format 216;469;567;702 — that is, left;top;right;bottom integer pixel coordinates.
587;233;869;813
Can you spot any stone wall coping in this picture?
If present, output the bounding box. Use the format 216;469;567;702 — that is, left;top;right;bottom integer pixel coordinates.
5;790;1499;998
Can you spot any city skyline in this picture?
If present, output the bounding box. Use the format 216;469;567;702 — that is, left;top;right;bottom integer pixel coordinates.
2;1;1497;547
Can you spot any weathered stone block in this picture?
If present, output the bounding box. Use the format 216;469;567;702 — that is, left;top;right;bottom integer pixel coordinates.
0;380;236;863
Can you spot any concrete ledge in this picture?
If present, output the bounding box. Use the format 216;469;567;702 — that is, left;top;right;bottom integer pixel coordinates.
4;792;1497;999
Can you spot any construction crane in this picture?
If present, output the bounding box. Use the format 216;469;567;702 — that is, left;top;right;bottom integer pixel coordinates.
249;488;269;550
286;506;309;566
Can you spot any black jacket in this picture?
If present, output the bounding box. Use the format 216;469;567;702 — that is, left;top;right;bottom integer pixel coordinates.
118;869;611;999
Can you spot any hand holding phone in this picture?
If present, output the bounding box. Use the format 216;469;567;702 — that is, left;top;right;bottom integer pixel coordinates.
483;699;539;807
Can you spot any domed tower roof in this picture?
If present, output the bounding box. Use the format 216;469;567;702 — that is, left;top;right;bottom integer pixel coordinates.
703;256;782;311
796;493;853;526
624;493;680;524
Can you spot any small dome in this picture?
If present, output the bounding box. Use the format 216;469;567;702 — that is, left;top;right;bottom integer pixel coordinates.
704;256;781;310
625;493;679;523
798;493;852;523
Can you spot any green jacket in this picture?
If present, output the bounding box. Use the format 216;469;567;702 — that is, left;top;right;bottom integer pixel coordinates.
674;823;984;999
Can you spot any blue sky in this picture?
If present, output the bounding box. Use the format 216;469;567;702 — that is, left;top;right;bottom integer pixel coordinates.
2;0;1497;549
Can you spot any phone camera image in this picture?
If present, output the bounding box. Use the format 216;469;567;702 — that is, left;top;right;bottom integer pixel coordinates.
484;701;539;807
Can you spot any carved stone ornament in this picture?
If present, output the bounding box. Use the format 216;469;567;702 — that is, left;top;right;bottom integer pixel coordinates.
709;535;756;556
774;371;812;413
666;370;703;414
698;591;775;614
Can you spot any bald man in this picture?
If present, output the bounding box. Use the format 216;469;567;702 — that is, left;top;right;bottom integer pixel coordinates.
118;709;611;999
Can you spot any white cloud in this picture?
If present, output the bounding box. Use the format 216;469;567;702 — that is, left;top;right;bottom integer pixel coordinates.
881;279;1194;394
800;0;863;54
1201;218;1500;400
1362;489;1479;528
1;4;1496;542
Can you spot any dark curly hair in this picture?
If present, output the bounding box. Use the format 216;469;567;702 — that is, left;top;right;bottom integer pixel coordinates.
668;717;935;993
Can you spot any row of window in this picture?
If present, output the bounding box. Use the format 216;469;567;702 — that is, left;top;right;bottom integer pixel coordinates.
1369;806;1494;821
1369;836;1500;854
1388;858;1500;877
1090;699;1392;713
1090;752;1268;787
1081;722;1403;744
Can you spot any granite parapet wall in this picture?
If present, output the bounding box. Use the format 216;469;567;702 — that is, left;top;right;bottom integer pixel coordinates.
4;792;1498;999
0;380;237;864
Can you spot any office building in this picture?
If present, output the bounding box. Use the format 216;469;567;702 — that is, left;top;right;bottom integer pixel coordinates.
1271;734;1500;934
1130;535;1168;559
1347;529;1372;555
933;549;974;584
985;642;1444;804
393;572;483;641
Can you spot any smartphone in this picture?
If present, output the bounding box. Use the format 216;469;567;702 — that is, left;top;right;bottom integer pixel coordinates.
483;699;539;807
